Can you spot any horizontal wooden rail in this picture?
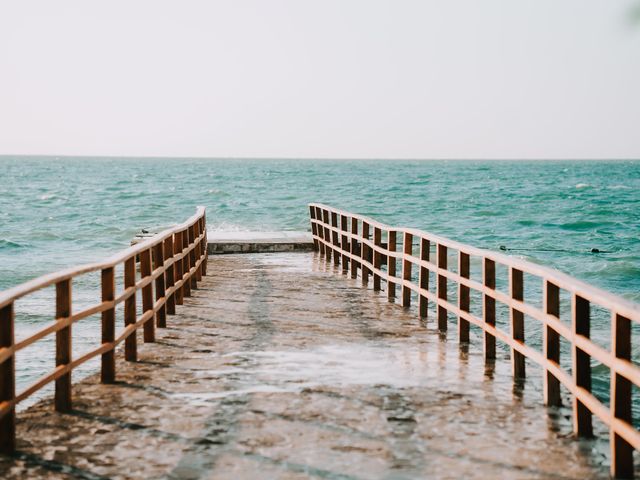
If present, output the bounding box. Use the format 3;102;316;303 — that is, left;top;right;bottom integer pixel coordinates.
309;203;640;479
0;207;208;455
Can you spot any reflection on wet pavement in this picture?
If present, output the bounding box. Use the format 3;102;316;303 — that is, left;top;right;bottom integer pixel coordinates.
0;253;614;479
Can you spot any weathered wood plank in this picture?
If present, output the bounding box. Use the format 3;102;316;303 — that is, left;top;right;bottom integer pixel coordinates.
419;238;430;318
141;249;155;343
458;252;470;343
483;258;496;361
154;242;167;328
510;268;525;378
124;257;137;362
0;303;15;453
544;281;561;406
101;267;115;383
55;279;72;412
572;294;592;437
402;233;413;308
437;244;448;331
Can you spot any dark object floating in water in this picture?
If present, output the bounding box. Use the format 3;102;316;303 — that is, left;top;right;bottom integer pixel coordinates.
141;229;149;234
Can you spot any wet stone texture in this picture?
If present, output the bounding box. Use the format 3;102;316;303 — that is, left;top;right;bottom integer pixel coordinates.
0;253;614;479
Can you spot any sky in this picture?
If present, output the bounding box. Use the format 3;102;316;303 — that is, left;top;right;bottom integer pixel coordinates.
0;0;639;159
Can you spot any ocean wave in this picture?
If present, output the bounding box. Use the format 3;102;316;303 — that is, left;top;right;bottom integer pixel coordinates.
0;238;32;250
575;183;592;189
596;262;640;278
208;222;256;232
207;189;230;196
516;219;536;226
475;210;497;217
559;220;611;231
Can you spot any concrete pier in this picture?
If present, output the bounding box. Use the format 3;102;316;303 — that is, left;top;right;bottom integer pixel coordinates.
0;253;609;479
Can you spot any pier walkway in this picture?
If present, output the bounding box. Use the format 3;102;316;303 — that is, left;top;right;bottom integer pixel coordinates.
1;253;609;479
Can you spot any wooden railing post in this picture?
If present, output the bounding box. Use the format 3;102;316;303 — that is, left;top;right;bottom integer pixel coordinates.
402;232;413;307
373;227;382;291
182;229;192;298
201;214;208;277
315;207;326;256
458;252;470;343
182;227;192;297
183;227;191;295
572;294;592;437
362;222;371;286
510;268;525;378
387;231;397;302
165;236;176;314
331;212;340;266
483;258;496;360
340;215;349;273
350;218;359;279
0;302;16;454
141;249;155;343
437;244;448;331
192;223;199;282
544;280;561;406
419;238;430;319
310;206;319;252
611;313;633;479
124;256;137;362
154;242;167;328
173;232;184;305
55;279;72;412
188;225;197;290
192;222;200;283
323;209;332;263
193;222;202;288
101;267;115;383
196;218;203;278
194;221;203;283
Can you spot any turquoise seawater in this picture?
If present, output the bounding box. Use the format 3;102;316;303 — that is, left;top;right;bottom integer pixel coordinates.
0;157;639;410
2;157;638;297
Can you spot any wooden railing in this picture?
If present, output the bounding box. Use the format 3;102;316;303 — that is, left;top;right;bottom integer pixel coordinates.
309;203;640;479
0;207;208;454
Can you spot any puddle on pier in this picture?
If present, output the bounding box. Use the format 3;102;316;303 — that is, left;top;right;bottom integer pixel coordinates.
175;341;486;402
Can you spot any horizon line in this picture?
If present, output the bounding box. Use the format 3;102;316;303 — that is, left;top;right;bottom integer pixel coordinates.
1;154;639;162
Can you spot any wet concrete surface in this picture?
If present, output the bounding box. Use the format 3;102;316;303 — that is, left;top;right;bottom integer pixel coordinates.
0;253;614;479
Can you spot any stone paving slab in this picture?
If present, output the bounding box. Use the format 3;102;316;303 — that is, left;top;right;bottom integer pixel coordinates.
0;253;613;479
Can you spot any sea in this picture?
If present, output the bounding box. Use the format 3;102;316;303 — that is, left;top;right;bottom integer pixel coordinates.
1;157;639;412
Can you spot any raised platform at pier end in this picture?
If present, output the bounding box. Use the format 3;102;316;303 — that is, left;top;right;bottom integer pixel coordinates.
0;253;610;479
132;231;314;254
207;231;313;254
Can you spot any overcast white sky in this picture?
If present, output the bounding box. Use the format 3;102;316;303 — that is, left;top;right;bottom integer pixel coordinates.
0;1;639;159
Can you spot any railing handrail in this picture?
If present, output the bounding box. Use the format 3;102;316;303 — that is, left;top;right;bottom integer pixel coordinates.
309;203;640;479
0;206;206;310
309;203;640;321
